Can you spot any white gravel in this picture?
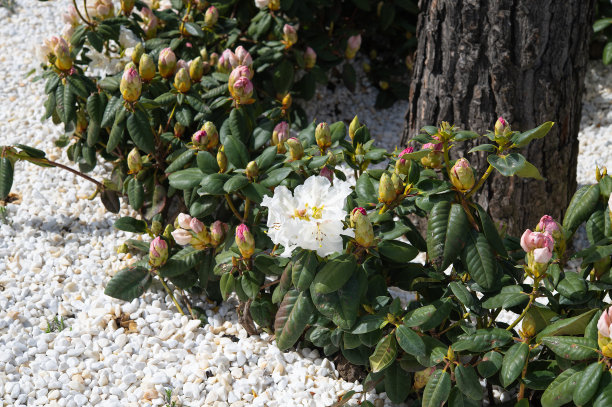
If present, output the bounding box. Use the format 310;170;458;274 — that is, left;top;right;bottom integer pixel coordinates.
0;1;611;406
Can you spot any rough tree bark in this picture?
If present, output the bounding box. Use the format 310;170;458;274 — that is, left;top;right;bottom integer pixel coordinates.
402;0;595;236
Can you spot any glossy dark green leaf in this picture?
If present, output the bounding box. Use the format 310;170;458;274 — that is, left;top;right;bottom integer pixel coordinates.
273;59;294;95
0;157;13;200
541;336;598;360
475;204;507;257
427;202;470;271
196;151;219;173
511;121;555;147
477;351;503;378
311;254;357;294
168;168;204;190
541;367;581;407
604;42;612;65
573;361;604;406
395;325;425;357
422;370;451;407
223;175;249;193
403;304;436;328
462;232;499;291
378;240;418;263
275;289;315;351
101;96;122;128
594;18;612;33
420;299;453;331
229;108;248;142
455;365;482;400
563;184;600;238
104;266;151;301
468;143;496;153
127;177;144;210
292;250;318;291
165;149;195;173
158;247;206;278
453;328;513;352
482;286;529;309
500;342;529;388
369;334;397;373
114;216;147;233
586;210;607;245
449;282;475;307
536;309;597;341
223;134;249;169
556;271;587;300
220;272;235;301
127;110;155;154
384;362;411;403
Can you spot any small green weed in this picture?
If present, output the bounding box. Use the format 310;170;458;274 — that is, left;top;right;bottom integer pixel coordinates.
45;316;66;333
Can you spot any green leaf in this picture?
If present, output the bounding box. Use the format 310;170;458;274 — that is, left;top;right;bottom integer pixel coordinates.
420;298;453;331
352;314;385;334
378;240;418;263
511;122;555;147
127;110;155;154
586;210;607;244
454;130;480;141
475;204;507;257
158;247;206;278
273;59;294;95
453;328;513;352
594;18;612;33
455;365;483;400
274;290;315;351
254;255;287;276
384;362;411;403
515;160;545;180
260;167;293;188
199;173;230;195
15;144;46;159
168;168;203;190
196;151;219;174
104;266;151;301
101;96;122;128
223;175;249;193
250;297;274;328
220;272;235;301
241;270;262;299
482;286;529;309
563;184;601;239
468;144;496;153
536;309;597;342
487;153;526;176
62;80;76;124
427;202;470;271
500;343;529;388
477;351;502;378
183;21;203;37
0;157;14;200
449;282;475;307
127;178;144;210
573;361;604;406
541;367;582;407
311;254;357;294
369;334;397;373
422;370;451;407
66;75;89;99
394;325;425;357
175;106;193;127
114;216;147;233
556;271;587;300
462;232;500;291
593;372;612;407
165;149;195;174
403;304;436;327
310;268;366;330
229;108;248;142
86;92;105;126
604;42;612;65
292;250;318;291
223;134;249;169
541;336;598;360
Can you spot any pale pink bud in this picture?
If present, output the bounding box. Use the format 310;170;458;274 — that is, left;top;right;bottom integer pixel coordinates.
53;37;72;71
228;65;253;89
189;218;205;234
177;59;189;71
192;130;207;148
598;308;612;338
63;5;80;26
231;76;254;104
120;64;142;102
158;47;177;78
304;47;316;69
149;236;168;267
204;6;219;27
494;116;511;137
177;213;192;229
210;221;228;246
345;34;362;59
520;230;554;264
235;46;252;67
141;7;158;38
450;158;475;192
283;24;298;47
172;229;193;245
272;121;289;146
536;215;560;235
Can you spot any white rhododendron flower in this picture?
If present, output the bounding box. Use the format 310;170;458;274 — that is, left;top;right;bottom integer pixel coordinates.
254;0;269;9
262;175;354;257
119;26;140;49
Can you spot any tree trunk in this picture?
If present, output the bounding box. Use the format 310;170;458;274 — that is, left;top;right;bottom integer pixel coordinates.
402;0;595;236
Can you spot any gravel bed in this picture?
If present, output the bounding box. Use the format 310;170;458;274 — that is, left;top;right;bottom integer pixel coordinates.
0;1;611;406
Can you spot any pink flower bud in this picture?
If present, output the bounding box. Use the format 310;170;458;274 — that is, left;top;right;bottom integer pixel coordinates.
177;59;189;71
172;229;193;246
283;24;298;47
420;142;443;169
272;121;289;146
141;7;158;39
520;229;554;264
63;5;80;26
304;47;316;69
450;158;475;193
204;6;219;27
598;308;612;338
351;207;374;247
345;34;362;59
320;166;333;182
177;213;192;229
192;130;207;149
494;116;511;138
231;76;254;104
218;49;237;73
189;218;205;234
158;47;177;78
536;215;561;235
149;236;168;267
235;224;255;259
210;220;228;246
235;46;253;68
120;64;142;102
228;65;253;89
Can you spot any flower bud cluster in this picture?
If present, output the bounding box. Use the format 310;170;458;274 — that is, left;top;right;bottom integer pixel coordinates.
191;122;219;151
520;220;555;278
420;138;443;169
171;213;228;250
